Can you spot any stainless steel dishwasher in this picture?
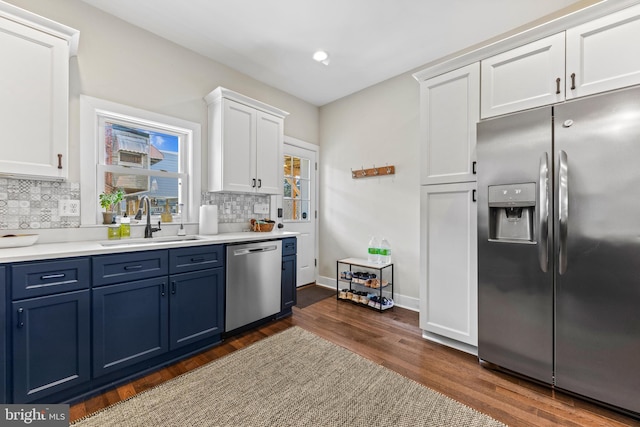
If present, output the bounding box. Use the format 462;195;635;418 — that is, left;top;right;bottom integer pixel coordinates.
225;240;282;332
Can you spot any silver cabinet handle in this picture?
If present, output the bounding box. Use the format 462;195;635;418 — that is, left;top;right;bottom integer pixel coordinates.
41;273;65;280
558;150;569;275
538;153;550;272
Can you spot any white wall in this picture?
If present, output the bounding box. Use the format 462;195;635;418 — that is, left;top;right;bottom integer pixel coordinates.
5;0;319;187
318;73;420;305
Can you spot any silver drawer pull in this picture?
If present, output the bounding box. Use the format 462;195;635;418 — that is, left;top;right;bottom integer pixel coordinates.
124;265;143;270
41;273;65;280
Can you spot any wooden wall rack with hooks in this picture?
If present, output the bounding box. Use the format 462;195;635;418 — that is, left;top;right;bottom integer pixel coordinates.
351;165;396;179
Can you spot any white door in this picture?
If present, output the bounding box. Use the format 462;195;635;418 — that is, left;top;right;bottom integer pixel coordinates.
282;138;317;287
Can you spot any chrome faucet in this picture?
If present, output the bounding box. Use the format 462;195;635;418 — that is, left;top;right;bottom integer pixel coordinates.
135;195;161;238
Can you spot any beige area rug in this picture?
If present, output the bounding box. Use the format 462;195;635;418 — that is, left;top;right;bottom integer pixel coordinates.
73;327;506;427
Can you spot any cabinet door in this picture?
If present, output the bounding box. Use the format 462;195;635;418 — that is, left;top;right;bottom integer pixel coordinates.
221;98;256;193
255;111;284;194
0;16;69;179
281;255;297;311
169;269;224;350
566;4;640;99
0;267;5;404
481;33;565;118
419;183;477;346
420;63;479;185
12;290;90;403
92;277;168;377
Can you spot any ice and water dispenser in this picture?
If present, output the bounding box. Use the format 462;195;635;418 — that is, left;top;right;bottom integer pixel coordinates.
488;183;536;242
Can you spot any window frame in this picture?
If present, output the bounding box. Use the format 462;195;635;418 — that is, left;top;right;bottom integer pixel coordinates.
80;95;201;226
282;154;312;223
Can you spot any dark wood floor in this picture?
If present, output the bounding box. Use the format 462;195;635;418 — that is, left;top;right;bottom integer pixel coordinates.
70;294;640;426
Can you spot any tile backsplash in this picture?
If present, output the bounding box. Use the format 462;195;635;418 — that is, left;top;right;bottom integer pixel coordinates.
0;178;80;230
201;192;271;223
0;177;271;230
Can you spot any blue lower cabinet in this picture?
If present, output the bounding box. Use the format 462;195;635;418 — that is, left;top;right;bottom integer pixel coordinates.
281;255;297;311
169;268;224;350
92;277;169;377
12;290;90;403
0;267;6;404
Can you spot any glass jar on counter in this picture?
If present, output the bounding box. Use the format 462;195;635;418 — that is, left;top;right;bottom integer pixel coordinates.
119;216;131;238
107;225;120;240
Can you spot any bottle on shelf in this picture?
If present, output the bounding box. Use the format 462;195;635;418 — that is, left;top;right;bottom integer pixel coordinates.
368;236;380;263
379;238;391;264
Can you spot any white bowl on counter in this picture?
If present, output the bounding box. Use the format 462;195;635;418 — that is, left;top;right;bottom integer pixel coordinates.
0;234;39;248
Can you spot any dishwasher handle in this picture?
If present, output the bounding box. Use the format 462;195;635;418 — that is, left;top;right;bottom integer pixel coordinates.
233;245;278;256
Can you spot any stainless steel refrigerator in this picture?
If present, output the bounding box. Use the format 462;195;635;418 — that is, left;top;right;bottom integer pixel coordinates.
477;86;640;416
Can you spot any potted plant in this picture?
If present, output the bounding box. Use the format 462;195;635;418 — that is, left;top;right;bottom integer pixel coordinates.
99;189;124;224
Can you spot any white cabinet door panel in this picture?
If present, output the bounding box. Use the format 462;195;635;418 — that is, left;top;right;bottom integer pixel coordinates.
221;99;255;193
481;33;565;118
0;16;69;179
566;4;640;99
255;112;283;194
420;63;479;185
420;183;477;346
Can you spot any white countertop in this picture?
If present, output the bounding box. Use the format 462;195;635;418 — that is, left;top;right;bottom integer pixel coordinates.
0;231;298;264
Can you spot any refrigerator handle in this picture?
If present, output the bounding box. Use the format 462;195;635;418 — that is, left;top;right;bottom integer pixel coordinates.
538;153;550;272
558;150;569;275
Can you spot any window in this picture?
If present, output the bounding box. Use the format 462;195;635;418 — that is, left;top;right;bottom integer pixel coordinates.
283;154;311;221
80;96;201;226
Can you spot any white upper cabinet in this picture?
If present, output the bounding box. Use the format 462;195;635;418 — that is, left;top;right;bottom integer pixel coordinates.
482;3;640;118
0;3;79;180
481;33;565;119
566;3;640;99
420;63;480;185
205;87;288;194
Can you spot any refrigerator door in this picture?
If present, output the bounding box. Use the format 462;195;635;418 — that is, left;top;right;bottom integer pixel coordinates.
554;87;640;413
477;107;554;384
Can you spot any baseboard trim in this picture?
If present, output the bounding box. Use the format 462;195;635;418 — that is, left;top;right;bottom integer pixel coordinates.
421;330;478;356
316;275;419;312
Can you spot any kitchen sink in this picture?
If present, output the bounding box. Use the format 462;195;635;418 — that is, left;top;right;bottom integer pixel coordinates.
100;235;205;247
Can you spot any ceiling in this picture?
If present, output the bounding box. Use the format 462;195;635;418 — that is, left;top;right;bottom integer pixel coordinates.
80;0;584;106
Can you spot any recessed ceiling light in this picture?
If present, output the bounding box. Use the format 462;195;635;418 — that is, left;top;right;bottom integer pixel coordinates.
313;50;330;65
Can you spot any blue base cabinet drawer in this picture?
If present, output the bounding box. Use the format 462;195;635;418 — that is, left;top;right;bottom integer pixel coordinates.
169;245;224;274
93;250;168;287
12;258;90;299
12;290;90;403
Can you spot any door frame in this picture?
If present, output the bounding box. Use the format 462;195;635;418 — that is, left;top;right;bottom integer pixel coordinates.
276;136;319;286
